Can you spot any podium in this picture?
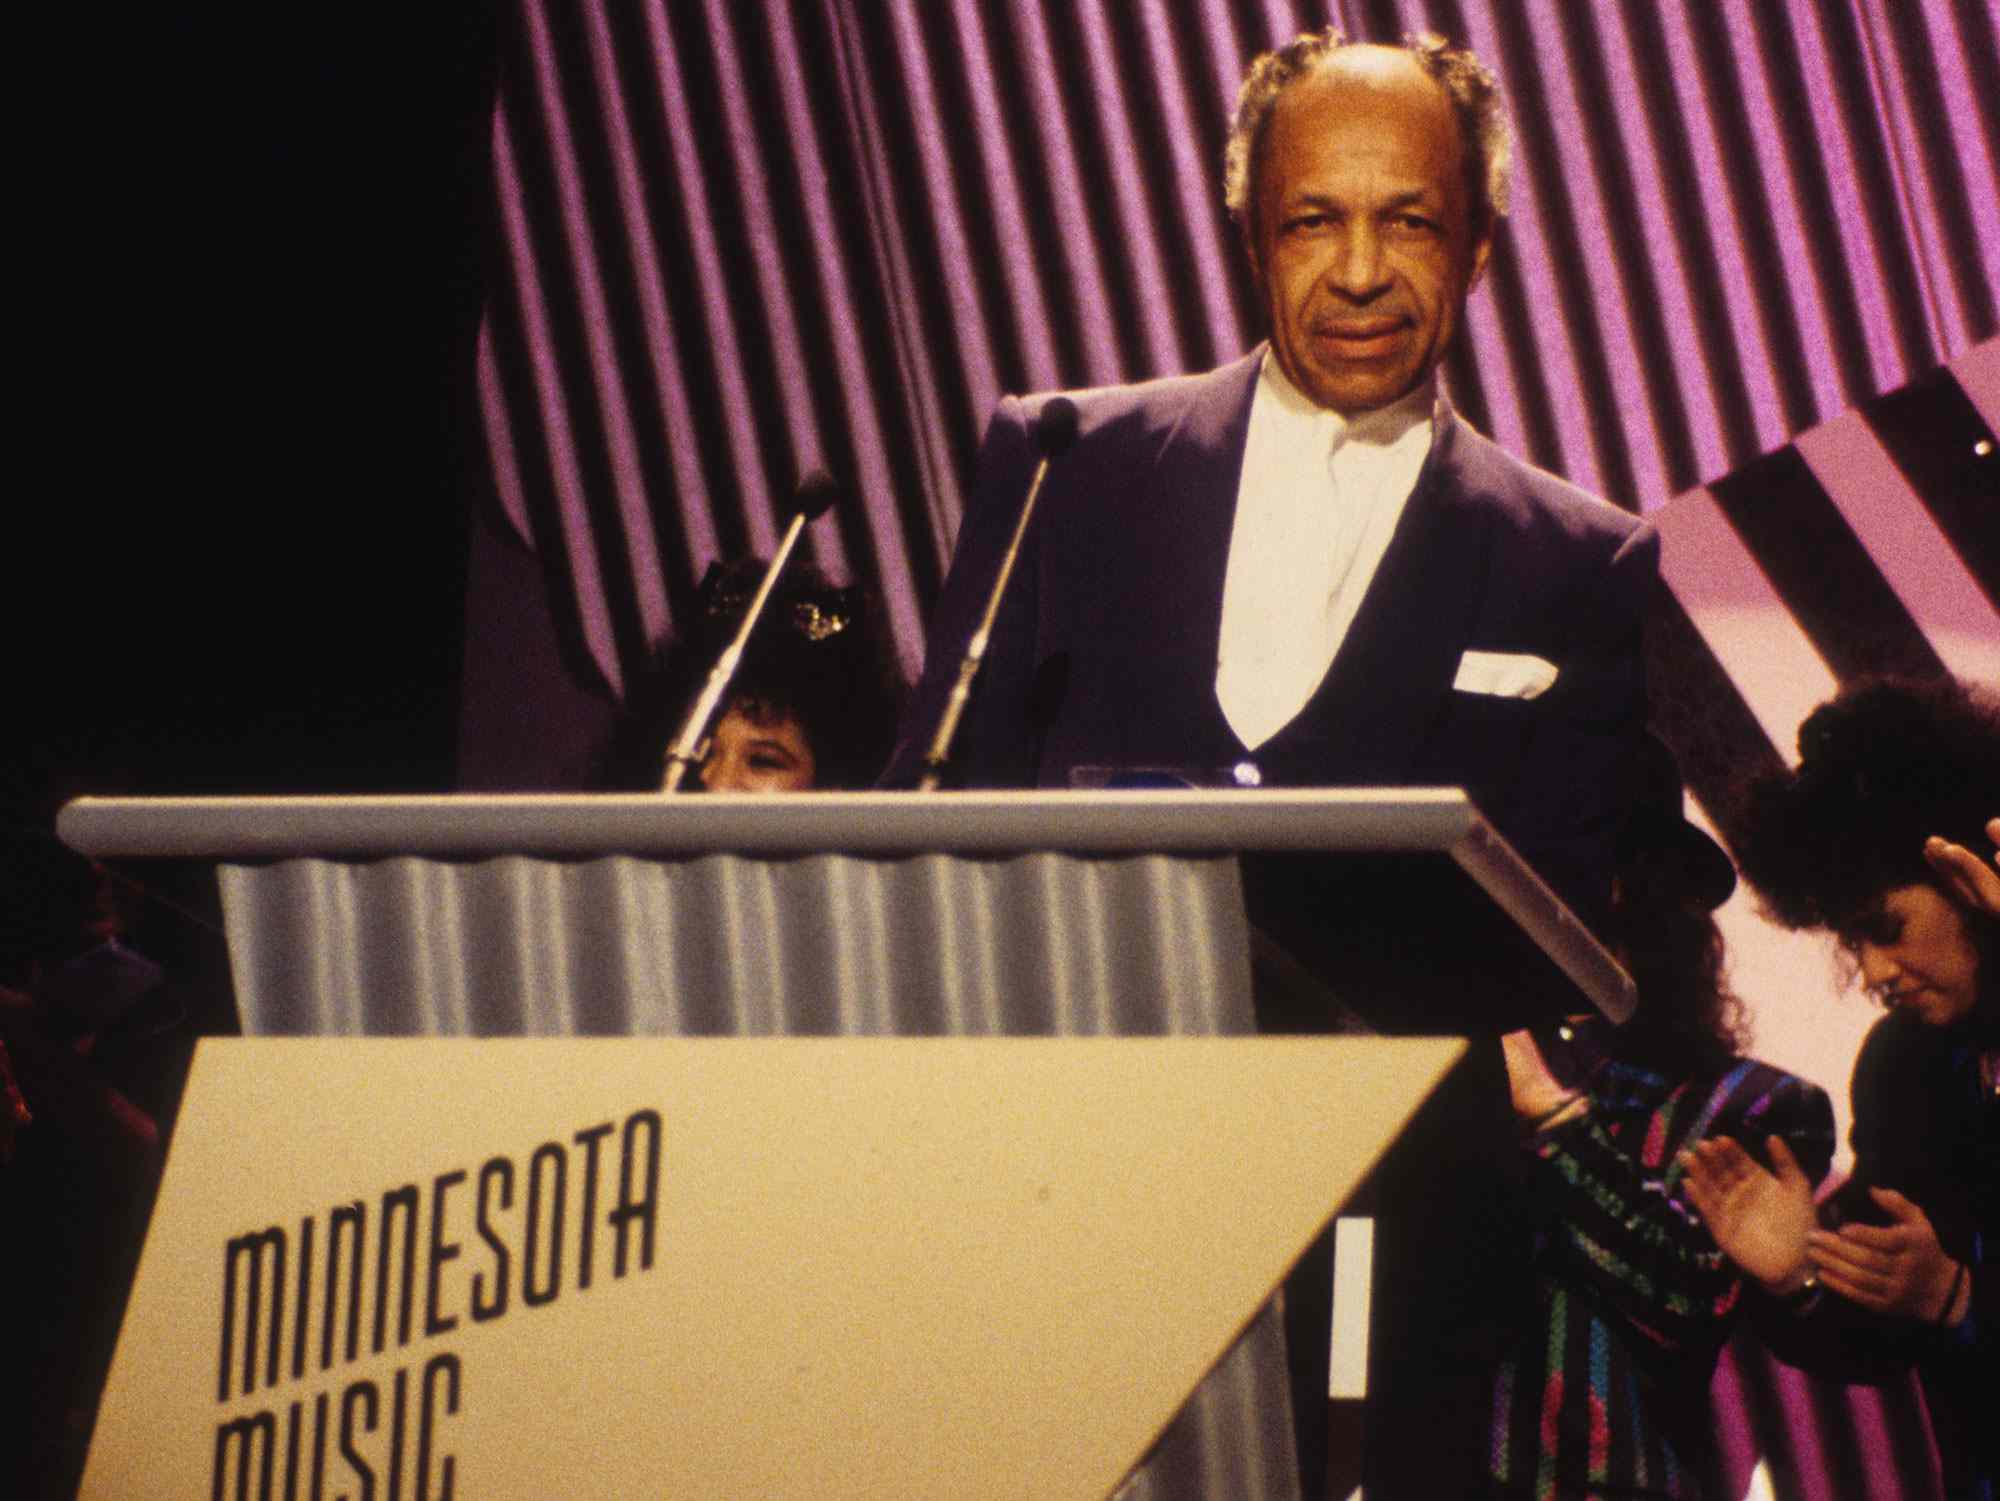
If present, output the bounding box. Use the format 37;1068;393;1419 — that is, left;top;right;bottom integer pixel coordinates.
60;789;1630;1499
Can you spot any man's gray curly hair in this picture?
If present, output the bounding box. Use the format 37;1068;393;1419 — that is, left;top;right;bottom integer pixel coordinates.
1222;28;1513;244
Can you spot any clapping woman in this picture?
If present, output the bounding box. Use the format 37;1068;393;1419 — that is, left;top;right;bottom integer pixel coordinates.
1684;677;1998;1500
1486;738;1836;1498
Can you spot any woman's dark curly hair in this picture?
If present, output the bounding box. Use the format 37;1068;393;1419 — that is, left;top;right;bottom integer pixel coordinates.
1732;676;2000;934
602;559;906;791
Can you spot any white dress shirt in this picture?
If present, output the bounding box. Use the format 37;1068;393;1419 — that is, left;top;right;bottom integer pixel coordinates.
1215;352;1438;750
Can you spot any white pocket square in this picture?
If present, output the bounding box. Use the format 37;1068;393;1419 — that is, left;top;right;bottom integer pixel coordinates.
1453;650;1558;699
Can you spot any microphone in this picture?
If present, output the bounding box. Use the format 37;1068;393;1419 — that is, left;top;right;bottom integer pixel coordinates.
917;398;1078;792
792;469;840;522
1034;395;1079;459
660;469;846;792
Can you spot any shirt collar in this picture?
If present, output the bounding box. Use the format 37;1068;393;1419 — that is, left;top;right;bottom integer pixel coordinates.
1258;348;1438;454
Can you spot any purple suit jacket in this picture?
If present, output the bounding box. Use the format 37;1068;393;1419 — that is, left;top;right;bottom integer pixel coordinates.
892;347;1658;921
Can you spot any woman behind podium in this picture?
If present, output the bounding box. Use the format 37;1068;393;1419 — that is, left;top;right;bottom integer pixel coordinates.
603;559;904;794
1487;739;1835;1498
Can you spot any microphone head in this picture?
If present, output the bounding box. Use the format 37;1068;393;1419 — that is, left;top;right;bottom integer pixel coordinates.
792;469;843;521
1035;397;1080;458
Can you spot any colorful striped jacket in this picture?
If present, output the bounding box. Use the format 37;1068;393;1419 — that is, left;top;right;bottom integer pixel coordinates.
1489;1031;1835;1499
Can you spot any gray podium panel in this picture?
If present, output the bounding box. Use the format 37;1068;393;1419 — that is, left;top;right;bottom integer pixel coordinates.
217;850;1250;1039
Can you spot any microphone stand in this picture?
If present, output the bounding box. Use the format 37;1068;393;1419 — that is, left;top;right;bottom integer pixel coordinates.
917;399;1077;792
661;474;839;793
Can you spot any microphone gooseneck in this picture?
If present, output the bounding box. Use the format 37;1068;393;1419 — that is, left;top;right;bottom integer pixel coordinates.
916;397;1079;792
660;471;847;792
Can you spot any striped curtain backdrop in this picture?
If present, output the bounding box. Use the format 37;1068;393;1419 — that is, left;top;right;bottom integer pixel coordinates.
469;0;2000;712
1653;342;1998;837
460;3;2000;1493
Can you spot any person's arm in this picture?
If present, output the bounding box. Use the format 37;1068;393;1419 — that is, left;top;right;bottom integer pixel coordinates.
1504;1030;1833;1351
1691;1159;1978;1381
1923;816;2000;916
1681;1133;1819;1296
1686;1017;1982;1383
1808;1188;1971;1326
0;1027;32;1165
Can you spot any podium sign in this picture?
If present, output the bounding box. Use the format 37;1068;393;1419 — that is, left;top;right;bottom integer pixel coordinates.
83;1036;1461;1500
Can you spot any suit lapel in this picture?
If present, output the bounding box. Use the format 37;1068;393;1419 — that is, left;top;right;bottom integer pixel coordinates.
1133;349;1265;755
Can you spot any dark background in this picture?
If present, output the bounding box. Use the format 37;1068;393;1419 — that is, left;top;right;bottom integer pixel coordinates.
17;5;499;814
7;14;502;1493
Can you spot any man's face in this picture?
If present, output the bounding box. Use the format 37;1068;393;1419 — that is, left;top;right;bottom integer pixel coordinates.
1248;50;1491;416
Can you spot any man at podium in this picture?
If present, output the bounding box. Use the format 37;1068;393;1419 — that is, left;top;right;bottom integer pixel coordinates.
891;26;1654;939
890;27;1661;1498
